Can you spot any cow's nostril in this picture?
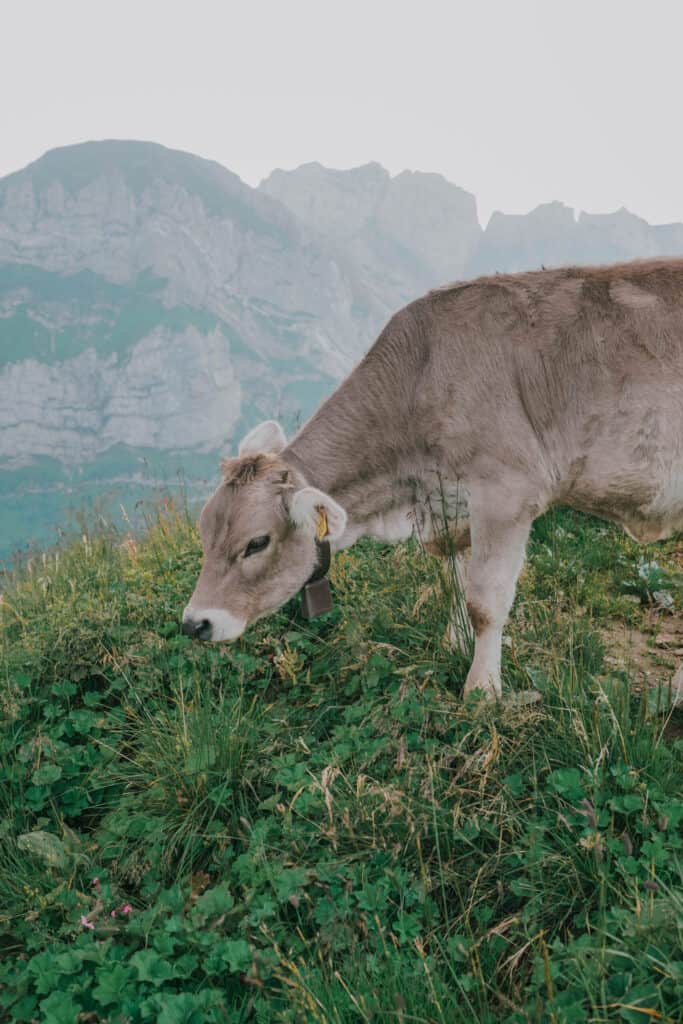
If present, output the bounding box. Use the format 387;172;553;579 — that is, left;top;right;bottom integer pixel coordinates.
181;617;213;641
195;619;212;641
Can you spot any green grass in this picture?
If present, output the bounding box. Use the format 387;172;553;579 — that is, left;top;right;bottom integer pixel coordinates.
0;505;681;1022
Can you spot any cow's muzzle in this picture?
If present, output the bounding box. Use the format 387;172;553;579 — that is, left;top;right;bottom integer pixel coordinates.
181;605;248;642
181;616;213;641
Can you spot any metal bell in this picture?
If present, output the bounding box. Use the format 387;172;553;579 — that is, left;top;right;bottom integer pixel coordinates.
301;577;333;619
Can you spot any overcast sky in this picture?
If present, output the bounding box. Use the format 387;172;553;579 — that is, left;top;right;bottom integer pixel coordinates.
3;0;682;227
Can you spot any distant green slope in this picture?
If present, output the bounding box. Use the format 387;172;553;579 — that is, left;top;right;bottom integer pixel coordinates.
0;447;219;561
0;265;220;366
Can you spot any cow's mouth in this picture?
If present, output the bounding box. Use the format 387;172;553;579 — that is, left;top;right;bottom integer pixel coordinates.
181;606;247;642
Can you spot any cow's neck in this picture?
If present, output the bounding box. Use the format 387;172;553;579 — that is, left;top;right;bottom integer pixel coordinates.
283;349;428;544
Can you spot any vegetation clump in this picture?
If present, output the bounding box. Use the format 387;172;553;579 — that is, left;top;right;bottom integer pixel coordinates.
0;504;681;1022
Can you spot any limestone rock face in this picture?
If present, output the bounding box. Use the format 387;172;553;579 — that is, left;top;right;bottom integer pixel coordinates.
0;141;374;382
260;162;481;312
0;142;374;554
467;202;683;276
374;170;481;284
262;162;390;241
466;201;580;276
0;326;240;467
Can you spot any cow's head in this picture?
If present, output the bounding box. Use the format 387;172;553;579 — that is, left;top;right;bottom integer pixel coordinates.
182;421;347;641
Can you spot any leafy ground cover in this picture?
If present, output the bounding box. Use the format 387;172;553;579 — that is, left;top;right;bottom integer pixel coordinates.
0;503;681;1022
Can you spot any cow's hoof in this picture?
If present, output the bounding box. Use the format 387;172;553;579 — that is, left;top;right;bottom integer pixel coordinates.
463;675;501;701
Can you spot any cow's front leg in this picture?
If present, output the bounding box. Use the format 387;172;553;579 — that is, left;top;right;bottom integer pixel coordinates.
462;510;533;700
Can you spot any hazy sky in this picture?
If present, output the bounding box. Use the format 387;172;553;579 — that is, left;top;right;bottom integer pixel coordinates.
3;0;682;227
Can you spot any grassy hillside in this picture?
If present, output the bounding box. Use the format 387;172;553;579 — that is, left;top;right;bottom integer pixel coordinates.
0;505;681;1022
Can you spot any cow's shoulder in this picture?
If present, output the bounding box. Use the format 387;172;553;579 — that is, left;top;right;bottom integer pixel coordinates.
421;267;566;335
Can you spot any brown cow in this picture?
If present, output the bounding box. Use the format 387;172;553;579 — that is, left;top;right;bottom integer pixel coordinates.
183;258;683;699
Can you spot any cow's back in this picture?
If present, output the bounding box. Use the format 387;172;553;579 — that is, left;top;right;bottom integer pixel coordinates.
416;259;683;538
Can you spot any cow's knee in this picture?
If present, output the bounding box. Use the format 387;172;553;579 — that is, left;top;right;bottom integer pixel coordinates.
466;600;491;637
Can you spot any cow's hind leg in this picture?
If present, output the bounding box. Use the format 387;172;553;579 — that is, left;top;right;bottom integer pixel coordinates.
463;504;533;700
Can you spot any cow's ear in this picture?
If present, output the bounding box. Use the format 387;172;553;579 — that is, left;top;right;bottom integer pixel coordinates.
238;420;287;456
290;487;347;541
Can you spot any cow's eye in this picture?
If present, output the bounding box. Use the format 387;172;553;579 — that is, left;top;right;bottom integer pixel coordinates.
244;535;270;558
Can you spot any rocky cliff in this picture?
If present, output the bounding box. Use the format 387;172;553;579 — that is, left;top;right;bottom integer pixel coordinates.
260;162;481;313
466;202;683;276
0;142;368;553
0;141;371;467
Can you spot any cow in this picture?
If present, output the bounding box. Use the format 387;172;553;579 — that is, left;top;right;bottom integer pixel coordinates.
183;258;683;699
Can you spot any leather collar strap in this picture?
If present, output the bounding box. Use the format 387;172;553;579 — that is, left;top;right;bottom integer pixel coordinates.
282;449;334;616
301;540;333;618
307;538;331;584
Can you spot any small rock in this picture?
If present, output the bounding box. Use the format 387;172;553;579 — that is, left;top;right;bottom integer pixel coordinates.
17;830;67;867
653;590;675;612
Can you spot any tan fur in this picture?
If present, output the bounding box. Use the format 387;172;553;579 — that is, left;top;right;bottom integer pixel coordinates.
220;454;290;489
186;258;683;697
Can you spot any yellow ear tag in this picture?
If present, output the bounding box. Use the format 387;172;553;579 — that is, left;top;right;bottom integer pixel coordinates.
315;507;329;540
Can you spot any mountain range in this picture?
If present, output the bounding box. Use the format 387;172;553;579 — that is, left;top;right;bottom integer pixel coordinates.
2;139;682;557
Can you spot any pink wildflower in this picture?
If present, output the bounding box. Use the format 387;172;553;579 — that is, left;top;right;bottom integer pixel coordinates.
80;915;95;930
110;902;132;918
